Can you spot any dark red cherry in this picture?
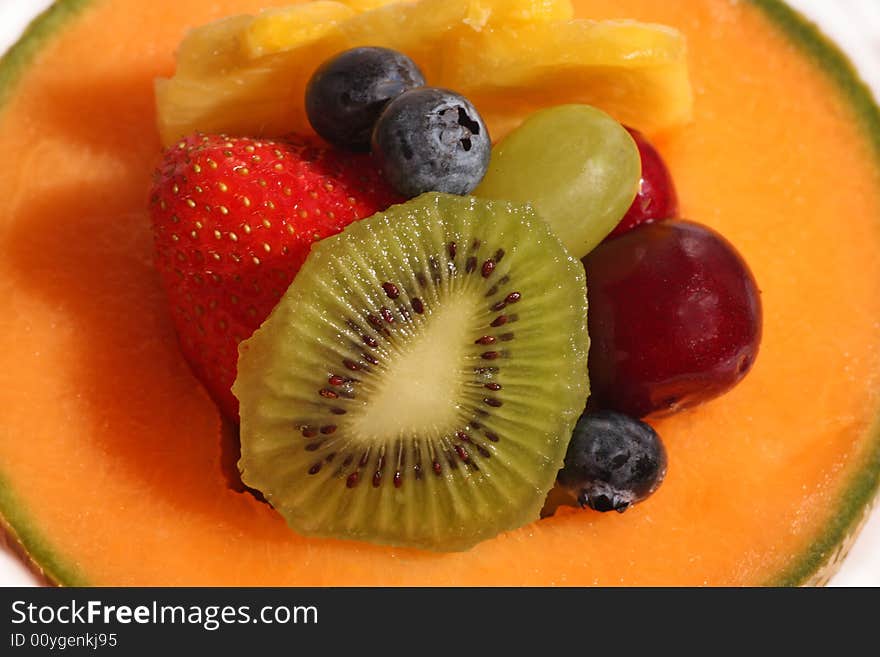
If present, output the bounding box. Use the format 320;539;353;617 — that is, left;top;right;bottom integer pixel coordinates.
583;220;762;418
607;128;679;240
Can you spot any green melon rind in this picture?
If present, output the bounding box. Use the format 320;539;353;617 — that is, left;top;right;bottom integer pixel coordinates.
0;0;93;111
0;473;87;586
0;0;97;587
0;0;877;585
748;0;880;587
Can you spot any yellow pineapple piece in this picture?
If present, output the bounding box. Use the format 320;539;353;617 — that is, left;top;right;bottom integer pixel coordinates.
173;14;253;79
463;0;572;28
155;0;691;146
156;43;346;146
244;0;573;60
339;0;413;10
442;20;693;135
156;0;574;145
157;5;352;146
242;2;356;59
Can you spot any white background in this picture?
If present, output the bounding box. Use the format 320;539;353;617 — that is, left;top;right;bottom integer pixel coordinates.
0;0;878;586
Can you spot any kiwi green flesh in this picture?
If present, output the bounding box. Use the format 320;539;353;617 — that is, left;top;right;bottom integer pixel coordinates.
234;193;590;551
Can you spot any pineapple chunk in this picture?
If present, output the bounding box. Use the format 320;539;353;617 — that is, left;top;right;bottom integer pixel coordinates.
339;0;413;10
156;44;344;145
243;2;357;59
173;14;253;79
155;0;692;146
463;0;573;28
442;20;694;135
243;0;573;60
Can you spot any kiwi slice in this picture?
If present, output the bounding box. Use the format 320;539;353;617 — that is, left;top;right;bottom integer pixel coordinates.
234;193;589;551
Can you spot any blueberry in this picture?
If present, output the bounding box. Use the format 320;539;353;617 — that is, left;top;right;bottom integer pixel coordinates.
306;47;426;151
557;411;667;513
371;87;491;198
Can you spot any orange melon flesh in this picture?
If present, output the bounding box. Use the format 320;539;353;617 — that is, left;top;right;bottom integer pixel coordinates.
0;0;879;585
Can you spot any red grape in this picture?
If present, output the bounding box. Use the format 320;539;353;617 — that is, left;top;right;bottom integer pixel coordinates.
583;220;762;418
607;128;679;240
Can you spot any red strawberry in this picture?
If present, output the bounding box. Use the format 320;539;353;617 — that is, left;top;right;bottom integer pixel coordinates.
150;133;401;421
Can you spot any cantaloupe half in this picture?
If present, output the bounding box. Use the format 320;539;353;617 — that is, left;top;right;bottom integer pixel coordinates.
0;0;878;586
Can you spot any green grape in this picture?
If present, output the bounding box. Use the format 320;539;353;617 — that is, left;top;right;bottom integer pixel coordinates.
475;105;641;258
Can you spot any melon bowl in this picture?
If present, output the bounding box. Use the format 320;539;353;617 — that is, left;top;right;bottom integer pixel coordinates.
0;0;878;586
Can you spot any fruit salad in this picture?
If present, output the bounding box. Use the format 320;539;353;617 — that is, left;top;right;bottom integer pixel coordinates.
6;0;880;587
149;0;760;550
